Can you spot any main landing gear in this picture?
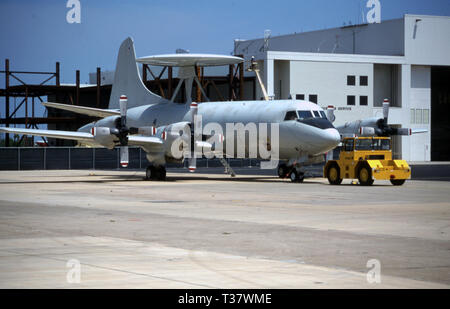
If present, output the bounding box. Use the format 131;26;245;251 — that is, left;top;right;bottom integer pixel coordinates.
145;165;166;181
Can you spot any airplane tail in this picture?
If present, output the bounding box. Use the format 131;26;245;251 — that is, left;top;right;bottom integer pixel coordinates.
109;37;167;109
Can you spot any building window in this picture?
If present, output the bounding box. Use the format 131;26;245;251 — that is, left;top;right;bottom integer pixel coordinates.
423;109;430;124
410;109;415;124
309;94;318;104
347;95;355;106
360;76;368;86
296;94;305;100
360;96;368;106
415;109;422;124
347;75;356;86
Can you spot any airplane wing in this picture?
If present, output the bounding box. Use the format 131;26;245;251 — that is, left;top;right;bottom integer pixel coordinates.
43;102;120;118
0;127;94;143
128;135;164;148
0;127;165;150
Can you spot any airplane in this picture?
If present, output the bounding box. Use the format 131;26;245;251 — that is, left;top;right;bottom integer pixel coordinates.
0;37;342;183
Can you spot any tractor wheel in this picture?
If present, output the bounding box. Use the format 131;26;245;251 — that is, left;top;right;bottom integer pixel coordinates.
390;179;406;186
358;164;374;186
327;164;342;185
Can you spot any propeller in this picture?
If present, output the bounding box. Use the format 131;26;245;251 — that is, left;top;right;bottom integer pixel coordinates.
188;102;199;172
373;99;414;137
110;95;129;167
326;105;336;123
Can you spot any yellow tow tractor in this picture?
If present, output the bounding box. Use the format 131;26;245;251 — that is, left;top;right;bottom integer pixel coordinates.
324;136;411;186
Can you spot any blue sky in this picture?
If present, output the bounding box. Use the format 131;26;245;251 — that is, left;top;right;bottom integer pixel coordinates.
0;0;449;119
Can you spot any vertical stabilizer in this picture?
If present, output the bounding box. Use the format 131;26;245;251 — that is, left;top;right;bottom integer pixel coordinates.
109;37;168;109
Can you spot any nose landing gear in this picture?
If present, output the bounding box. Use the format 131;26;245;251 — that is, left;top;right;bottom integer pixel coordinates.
289;170;305;183
145;165;166;181
278;163;305;183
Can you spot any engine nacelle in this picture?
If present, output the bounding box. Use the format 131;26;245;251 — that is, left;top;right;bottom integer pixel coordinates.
160;122;191;159
358;126;376;137
91;127;116;149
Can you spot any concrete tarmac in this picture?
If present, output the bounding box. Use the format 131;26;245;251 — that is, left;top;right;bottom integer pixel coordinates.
0;170;449;288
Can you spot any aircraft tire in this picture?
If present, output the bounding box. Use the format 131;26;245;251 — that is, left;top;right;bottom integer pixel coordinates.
157;166;166;181
290;170;304;183
277;164;289;178
145;166;153;180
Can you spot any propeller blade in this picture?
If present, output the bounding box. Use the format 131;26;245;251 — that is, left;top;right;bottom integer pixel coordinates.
395;128;412;136
120;146;129;168
188;102;200;172
190;102;198;123
411;128;428;134
382;98;389;122
119;95;127;127
326;105;336;123
188;157;196;172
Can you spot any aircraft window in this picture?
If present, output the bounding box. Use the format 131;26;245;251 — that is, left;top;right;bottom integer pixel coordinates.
319;111;326;118
297;111;312;119
284;111;298;121
313;111;320;118
372;139;391;150
355;139;372;150
344;139;354;152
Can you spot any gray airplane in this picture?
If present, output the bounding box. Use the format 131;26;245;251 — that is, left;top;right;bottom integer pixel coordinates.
0;38;341;182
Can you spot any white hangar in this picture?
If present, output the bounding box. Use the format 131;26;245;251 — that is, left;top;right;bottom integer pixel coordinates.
234;14;450;161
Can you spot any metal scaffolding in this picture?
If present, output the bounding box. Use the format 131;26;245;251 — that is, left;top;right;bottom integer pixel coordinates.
1;57;255;147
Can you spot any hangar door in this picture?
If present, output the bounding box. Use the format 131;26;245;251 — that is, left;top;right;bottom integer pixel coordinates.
431;67;450;161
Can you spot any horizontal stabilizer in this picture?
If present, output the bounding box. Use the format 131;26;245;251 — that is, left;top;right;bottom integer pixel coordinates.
43;102;120;118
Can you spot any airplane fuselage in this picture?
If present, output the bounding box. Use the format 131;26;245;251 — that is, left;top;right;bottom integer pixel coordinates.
80;99;341;163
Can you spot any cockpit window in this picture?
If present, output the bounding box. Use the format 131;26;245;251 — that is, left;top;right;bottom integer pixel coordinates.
313;111;320;118
319;111;327;118
284;111;298;121
297;111;312;120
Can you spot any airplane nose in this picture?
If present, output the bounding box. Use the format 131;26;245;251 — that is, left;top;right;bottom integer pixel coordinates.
323;128;341;148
